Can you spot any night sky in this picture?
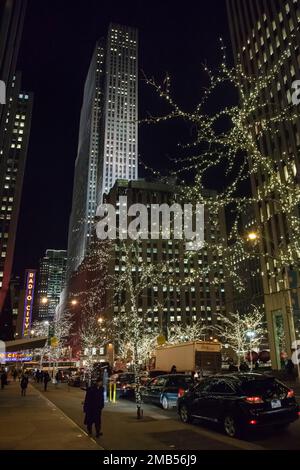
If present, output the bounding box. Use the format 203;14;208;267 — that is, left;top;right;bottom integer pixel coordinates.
13;0;232;280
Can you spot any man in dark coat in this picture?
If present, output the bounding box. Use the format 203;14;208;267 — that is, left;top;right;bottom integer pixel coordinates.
20;374;29;396
83;379;104;438
1;369;7;389
43;371;51;391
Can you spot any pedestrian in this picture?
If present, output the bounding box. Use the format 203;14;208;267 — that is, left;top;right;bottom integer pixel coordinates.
13;369;18;381
20;374;29;396
1;369;7;389
285;357;295;381
43;371;51;391
170;365;177;374
83;379;104;438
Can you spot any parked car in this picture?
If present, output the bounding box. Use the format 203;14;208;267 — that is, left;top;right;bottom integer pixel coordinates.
140;370;168;385
178;373;299;438
68;375;81;387
141;374;194;409
116;372;136;398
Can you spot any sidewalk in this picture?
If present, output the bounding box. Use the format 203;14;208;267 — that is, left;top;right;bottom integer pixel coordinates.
0;380;102;450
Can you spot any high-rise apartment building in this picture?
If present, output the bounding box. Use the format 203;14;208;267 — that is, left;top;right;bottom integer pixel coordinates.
67;24;138;277
227;0;300;368
36;250;67;321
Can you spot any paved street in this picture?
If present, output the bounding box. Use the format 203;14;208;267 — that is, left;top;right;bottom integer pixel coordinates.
32;380;299;450
32;381;262;450
1;379;300;450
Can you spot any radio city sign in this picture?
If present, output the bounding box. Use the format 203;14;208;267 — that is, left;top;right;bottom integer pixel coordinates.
22;270;36;337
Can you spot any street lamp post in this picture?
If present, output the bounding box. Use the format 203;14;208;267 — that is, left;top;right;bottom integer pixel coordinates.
246;330;255;371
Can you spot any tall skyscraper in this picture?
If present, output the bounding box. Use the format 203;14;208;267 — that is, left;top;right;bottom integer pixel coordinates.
36;250;67;321
0;0;27;131
97;24;138;201
227;0;300;368
67;24;138;277
0;74;33;315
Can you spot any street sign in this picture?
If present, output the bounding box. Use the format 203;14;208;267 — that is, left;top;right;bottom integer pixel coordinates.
50;337;58;348
157;334;166;346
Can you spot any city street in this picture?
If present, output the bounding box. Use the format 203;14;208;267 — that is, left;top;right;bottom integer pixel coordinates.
1;378;300;450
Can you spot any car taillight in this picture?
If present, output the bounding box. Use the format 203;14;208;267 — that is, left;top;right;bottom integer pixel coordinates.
178;388;185;398
287;389;294;398
244;396;264;404
249;419;258;425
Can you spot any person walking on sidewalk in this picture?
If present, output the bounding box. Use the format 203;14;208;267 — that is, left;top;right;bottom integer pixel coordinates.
20;374;29;396
83;379;104;438
43;371;51;391
1;369;7;389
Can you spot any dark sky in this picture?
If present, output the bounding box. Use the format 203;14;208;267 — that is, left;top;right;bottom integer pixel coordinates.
13;0;232;279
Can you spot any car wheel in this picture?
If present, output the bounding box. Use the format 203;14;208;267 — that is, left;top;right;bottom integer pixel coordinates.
179;404;192;423
223;415;240;438
162;395;170;410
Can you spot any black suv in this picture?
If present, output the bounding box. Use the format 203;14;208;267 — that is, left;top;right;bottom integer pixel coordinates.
178;373;299;438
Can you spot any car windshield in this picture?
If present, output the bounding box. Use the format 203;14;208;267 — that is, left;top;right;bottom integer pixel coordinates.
239;377;286;398
167;376;193;387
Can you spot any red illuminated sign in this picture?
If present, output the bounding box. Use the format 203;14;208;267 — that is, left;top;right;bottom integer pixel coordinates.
22;270;36;337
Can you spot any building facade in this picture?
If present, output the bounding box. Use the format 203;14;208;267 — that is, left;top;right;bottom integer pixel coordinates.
0;75;33;317
0;0;27;138
100;180;228;337
36;250;67;321
0;0;28;327
231;204;265;315
62;179;228;358
227;0;300;368
67;24;138;278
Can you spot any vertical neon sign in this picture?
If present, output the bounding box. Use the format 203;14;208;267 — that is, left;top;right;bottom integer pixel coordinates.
22;270;36;337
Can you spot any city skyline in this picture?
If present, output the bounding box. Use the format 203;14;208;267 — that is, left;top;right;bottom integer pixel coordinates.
13;0;231;279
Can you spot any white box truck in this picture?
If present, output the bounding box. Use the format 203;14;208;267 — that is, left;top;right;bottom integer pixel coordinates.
154;341;222;374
